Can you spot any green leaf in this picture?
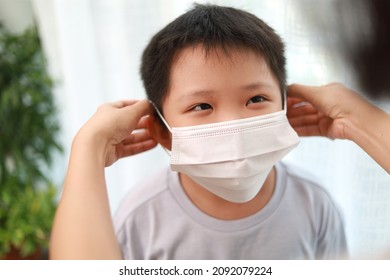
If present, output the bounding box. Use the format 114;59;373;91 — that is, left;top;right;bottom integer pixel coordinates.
0;23;61;259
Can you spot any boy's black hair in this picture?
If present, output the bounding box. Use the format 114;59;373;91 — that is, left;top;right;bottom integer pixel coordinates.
141;4;286;113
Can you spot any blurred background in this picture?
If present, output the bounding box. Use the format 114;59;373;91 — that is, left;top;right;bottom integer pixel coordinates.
0;0;389;259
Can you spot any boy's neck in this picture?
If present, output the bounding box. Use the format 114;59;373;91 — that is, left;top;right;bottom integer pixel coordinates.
179;167;276;220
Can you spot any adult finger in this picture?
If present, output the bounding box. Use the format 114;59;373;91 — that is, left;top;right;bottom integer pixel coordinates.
111;99;139;108
292;124;322;137
120;139;158;157
122;129;154;145
120;100;154;131
287;96;306;106
287;103;318;118
135;116;150;130
288;114;320;128
287;84;320;103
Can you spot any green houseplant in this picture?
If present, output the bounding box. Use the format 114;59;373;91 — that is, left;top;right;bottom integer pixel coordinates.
0;23;61;259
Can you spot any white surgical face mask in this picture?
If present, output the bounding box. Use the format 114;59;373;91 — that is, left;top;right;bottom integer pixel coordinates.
152;104;299;203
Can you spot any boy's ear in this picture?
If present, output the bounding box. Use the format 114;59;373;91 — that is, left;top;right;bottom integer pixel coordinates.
147;114;172;150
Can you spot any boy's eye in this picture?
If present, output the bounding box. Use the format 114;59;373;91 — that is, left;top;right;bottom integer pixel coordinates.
191;103;213;111
246;95;266;105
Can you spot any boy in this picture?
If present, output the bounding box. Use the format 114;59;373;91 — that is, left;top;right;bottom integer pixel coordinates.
50;4;347;259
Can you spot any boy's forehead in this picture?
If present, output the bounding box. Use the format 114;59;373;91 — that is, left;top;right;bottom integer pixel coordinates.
163;43;281;106
173;44;265;66
170;44;274;85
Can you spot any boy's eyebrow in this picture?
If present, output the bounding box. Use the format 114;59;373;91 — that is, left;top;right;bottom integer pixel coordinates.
241;82;274;90
179;90;215;101
179;82;275;102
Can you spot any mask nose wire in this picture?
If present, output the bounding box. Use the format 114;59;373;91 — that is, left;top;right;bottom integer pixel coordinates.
149;100;172;133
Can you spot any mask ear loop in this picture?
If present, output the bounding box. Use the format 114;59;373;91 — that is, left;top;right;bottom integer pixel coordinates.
148;100;172;156
148;100;172;133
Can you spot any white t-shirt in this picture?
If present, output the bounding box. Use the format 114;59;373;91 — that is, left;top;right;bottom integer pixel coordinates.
114;162;348;259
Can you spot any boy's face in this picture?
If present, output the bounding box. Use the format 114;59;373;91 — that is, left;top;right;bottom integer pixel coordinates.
162;44;282;128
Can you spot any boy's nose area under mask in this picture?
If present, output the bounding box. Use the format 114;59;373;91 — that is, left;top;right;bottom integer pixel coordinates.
149;101;299;203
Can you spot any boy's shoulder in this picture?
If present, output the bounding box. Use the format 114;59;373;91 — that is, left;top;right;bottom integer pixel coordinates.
114;166;172;222
276;161;340;209
277;161;323;187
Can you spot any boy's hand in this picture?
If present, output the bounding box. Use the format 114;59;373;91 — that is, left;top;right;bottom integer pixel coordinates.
76;100;158;167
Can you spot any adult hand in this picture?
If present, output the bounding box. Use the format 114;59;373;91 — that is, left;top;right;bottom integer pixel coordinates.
50;99;158;259
287;83;390;173
76;99;158;167
287;83;368;140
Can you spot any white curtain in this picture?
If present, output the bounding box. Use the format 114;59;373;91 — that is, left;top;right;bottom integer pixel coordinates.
32;0;390;259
